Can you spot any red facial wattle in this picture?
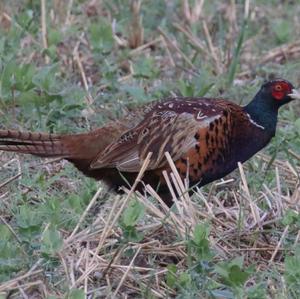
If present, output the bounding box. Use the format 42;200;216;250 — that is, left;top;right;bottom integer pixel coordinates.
271;81;292;101
272;90;285;100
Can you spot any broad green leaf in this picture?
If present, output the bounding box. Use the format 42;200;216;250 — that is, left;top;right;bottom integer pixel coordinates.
65;289;85;299
166;264;177;288
122;199;145;227
16;205;43;234
190;223;212;260
133;57;159;79
89;21;114;52
178;272;192;288
273;20;292;44
194;223;210;245
32;63;64;95
48;29;62;46
295;118;300;132
41;226;63;255
284;246;300;289
282;209;299;226
215;256;252;287
0;225;12;241
0;60;17;97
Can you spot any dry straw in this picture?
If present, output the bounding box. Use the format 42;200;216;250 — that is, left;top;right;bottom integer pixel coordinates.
1;150;299;296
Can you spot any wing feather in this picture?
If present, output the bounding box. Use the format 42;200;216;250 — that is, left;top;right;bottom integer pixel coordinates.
90;98;233;172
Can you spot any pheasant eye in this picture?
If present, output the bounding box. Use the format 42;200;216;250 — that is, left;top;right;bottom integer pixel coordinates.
271;82;290;100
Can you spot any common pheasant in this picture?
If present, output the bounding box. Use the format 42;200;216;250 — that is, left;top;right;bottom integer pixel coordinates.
0;79;299;205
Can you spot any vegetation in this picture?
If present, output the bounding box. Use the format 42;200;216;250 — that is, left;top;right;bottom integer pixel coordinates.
0;0;300;298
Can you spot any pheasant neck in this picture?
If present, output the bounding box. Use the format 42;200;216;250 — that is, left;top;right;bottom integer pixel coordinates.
244;95;278;136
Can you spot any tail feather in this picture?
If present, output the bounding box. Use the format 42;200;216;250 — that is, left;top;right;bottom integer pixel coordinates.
0;125;124;162
0;129;69;157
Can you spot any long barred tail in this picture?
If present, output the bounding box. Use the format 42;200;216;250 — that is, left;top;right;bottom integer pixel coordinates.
0;129;69;157
0;125;123;163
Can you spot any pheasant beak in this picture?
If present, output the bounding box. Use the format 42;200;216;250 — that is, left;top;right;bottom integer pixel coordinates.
288;89;300;100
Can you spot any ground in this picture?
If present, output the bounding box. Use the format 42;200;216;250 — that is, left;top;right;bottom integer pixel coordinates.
0;0;300;298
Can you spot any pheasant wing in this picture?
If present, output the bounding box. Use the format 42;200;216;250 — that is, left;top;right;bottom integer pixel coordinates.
90;99;233;172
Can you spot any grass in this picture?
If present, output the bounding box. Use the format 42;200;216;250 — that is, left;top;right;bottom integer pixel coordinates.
0;0;300;298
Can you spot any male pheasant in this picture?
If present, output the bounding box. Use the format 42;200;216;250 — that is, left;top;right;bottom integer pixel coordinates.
0;79;299;205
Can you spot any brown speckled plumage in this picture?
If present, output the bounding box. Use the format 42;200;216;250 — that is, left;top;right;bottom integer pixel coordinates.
0;79;299;205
